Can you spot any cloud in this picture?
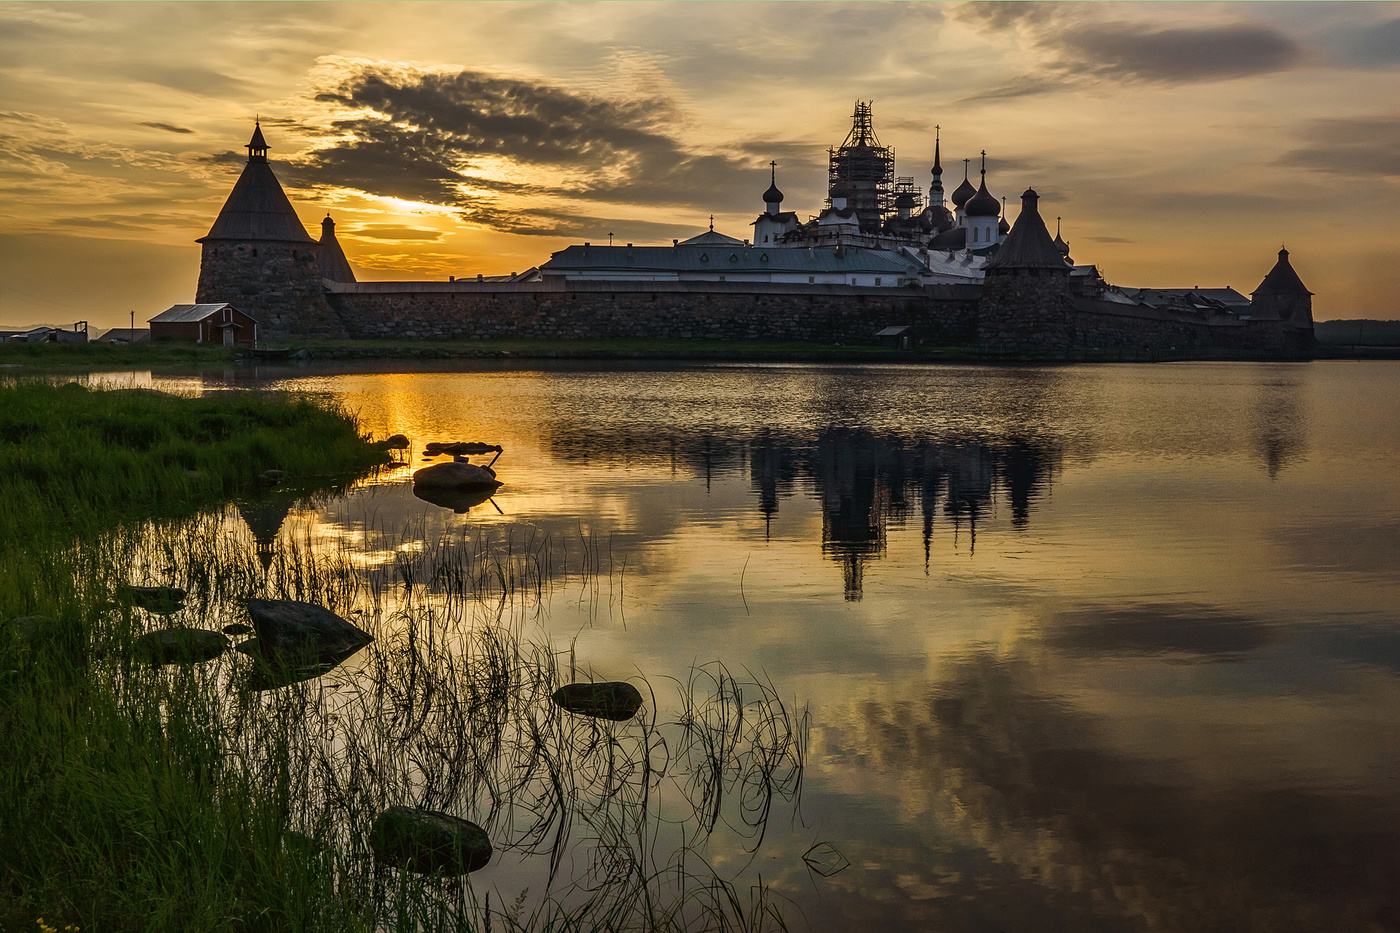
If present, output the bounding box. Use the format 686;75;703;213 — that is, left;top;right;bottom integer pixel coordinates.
1339;16;1400;66
348;224;443;241
956;5;1303;94
285;60;774;235
1277;116;1400;177
1046;603;1274;658
140;122;194;135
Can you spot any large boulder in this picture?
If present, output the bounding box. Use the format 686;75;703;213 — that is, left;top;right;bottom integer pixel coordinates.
412;461;501;490
551;681;644;721
133;628;229;665
244;599;373;658
382;433;410;450
370;806;492;875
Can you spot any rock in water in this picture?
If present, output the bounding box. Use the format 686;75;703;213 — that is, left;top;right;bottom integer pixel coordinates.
412;461;501;490
411;483;498;514
552;681;644;721
370;806;492;875
244;599;373;658
133;628;229;665
222;622;254;636
116;585;186;615
382;433;410;450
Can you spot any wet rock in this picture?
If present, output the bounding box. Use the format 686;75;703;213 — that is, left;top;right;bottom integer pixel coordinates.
412;461;501;490
411;484;498;514
382;433;410;450
2;615;56;646
221;622;254;636
369;806;492;875
552;681;644;721
133;628;229;665
244;598;373;658
258;469;286;486
116;585;186;615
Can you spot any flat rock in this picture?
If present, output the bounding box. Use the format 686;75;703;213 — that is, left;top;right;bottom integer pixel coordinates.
412;461;501;490
116;585;186;615
424;441;502;456
244;598;373;658
370;806;492;875
552;681;644;721
133;628;229;665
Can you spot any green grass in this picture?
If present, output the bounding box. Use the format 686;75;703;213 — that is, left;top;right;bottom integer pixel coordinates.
0;385;807;932
0;341;240;370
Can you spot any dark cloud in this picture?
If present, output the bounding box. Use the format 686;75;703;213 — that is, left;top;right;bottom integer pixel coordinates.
1342;16;1400;65
288;63;773;235
125;64;251;98
140;122;194;135
1088;235;1132;243
1277;117;1400;177
957;5;1303;94
1047;603;1274;659
1056;23;1302;83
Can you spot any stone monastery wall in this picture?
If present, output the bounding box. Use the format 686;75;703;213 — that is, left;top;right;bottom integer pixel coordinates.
326;281;982;345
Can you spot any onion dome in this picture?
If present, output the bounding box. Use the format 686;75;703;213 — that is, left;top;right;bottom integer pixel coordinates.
1053;217;1070;255
762;162;783;204
895;192;916;208
951;161;976;209
830;182;853;203
965;175;999;217
998;216;1011;235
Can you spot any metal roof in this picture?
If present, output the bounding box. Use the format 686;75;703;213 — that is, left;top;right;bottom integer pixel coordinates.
199;160;316;244
542;244;925;276
149;303;258;324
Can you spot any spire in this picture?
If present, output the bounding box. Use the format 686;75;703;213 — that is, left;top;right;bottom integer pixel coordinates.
931;125;942;177
709;214;714;232
246;119;269;163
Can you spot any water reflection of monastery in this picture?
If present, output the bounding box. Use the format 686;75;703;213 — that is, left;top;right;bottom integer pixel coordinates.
550;428;1058;600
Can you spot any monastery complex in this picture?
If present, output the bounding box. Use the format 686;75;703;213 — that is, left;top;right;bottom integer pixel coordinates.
187;104;1316;355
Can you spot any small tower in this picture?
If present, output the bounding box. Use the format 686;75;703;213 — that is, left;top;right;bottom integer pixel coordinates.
196;121;340;337
951;158;976;226
753;161;799;246
964;151;1000;249
762;161;784;216
317;214;356;283
978;188;1076;350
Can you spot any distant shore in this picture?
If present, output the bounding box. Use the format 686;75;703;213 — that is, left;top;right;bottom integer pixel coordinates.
3;336;1398;371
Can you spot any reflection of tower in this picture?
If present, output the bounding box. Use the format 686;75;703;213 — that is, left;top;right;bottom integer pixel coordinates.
942;444;995;554
828;101;895;234
1001;439;1052;528
816;430;886;601
237;495;294;571
749;436;798;540
1251;378;1308;479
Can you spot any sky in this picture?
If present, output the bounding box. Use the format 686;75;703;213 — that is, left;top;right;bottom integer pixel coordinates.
2;0;1399;328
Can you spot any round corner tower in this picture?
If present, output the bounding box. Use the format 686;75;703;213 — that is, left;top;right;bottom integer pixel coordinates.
196;123;341;338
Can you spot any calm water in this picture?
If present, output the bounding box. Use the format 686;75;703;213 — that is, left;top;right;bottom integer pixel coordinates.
141;361;1400;931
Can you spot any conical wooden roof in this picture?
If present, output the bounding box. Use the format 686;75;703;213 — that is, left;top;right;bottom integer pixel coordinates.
1252;248;1312;297
199;128;314;244
984;188;1069;271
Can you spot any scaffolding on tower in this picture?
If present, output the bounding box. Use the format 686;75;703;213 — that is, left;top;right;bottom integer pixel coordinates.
827;100;896;234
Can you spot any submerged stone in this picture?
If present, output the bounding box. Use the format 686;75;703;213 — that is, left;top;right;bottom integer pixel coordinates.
412;461;500;489
222;622;254;636
552;681;644;721
235;635;368;691
116;585;187;615
369;806;492;875
244;598;373;656
133;628;229;665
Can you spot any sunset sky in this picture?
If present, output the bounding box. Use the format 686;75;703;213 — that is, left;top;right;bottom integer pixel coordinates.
2;1;1399;328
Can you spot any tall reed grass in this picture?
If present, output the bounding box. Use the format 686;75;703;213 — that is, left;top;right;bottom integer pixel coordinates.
1;384;808;932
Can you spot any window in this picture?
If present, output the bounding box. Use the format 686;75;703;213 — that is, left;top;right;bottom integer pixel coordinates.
809;276;815;283
764;235;769;243
875;277;881;286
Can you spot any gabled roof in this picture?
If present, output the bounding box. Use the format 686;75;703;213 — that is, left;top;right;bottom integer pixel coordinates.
199;159;315;244
678;229;745;247
984;188;1069;272
1252;248;1313;297
149;303;259;324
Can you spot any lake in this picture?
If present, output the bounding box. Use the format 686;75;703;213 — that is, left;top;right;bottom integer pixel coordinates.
123;359;1400;931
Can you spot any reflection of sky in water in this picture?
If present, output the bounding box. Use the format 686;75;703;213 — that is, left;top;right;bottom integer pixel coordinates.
150;360;1400;931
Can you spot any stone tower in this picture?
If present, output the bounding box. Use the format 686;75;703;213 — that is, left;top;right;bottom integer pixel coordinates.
1249;248;1315;349
196;123;342;338
976;187;1074;351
